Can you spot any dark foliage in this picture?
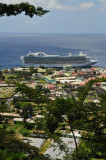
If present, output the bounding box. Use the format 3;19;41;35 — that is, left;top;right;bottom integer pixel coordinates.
0;2;49;17
0;129;50;160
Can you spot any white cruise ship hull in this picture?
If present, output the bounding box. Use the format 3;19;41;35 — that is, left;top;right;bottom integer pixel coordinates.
20;51;98;68
20;57;97;68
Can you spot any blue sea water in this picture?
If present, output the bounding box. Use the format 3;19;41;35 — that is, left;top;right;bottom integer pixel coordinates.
0;33;106;70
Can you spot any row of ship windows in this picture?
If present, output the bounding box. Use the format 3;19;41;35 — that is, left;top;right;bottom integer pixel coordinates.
25;58;86;61
25;61;87;64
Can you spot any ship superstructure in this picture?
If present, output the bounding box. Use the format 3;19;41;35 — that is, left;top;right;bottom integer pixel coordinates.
20;51;97;68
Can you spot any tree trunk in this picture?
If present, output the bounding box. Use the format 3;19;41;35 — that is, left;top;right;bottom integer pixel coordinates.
70;126;78;160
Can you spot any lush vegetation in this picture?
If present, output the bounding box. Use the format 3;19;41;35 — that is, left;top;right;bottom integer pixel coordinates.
35;78;106;160
0;66;106;160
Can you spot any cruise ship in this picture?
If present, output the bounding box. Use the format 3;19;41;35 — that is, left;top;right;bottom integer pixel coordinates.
20;51;97;68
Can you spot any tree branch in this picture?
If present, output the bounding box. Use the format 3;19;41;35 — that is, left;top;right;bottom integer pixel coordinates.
0;2;49;17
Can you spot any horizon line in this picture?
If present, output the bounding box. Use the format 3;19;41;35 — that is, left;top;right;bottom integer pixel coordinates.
0;32;106;34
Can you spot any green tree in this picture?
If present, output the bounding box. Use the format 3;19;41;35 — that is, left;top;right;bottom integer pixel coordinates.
0;68;5;81
0;2;49;18
35;118;46;134
0;100;8;112
20;102;33;122
36;85;43;92
29;66;35;74
46;69;53;75
11;68;15;74
42;88;50;94
15;83;34;98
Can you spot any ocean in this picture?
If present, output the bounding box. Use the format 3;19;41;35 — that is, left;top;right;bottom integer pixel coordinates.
0;33;106;70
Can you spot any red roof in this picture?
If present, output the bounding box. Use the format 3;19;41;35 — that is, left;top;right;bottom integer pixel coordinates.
85;79;89;82
89;77;95;80
78;72;87;74
48;85;55;88
0;81;5;84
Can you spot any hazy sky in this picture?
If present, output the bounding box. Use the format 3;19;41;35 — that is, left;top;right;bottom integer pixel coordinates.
0;0;106;33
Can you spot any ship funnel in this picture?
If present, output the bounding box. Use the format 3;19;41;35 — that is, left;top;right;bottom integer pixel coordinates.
79;51;86;56
69;53;72;57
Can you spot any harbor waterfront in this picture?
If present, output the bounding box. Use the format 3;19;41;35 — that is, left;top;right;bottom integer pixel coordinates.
0;33;106;160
